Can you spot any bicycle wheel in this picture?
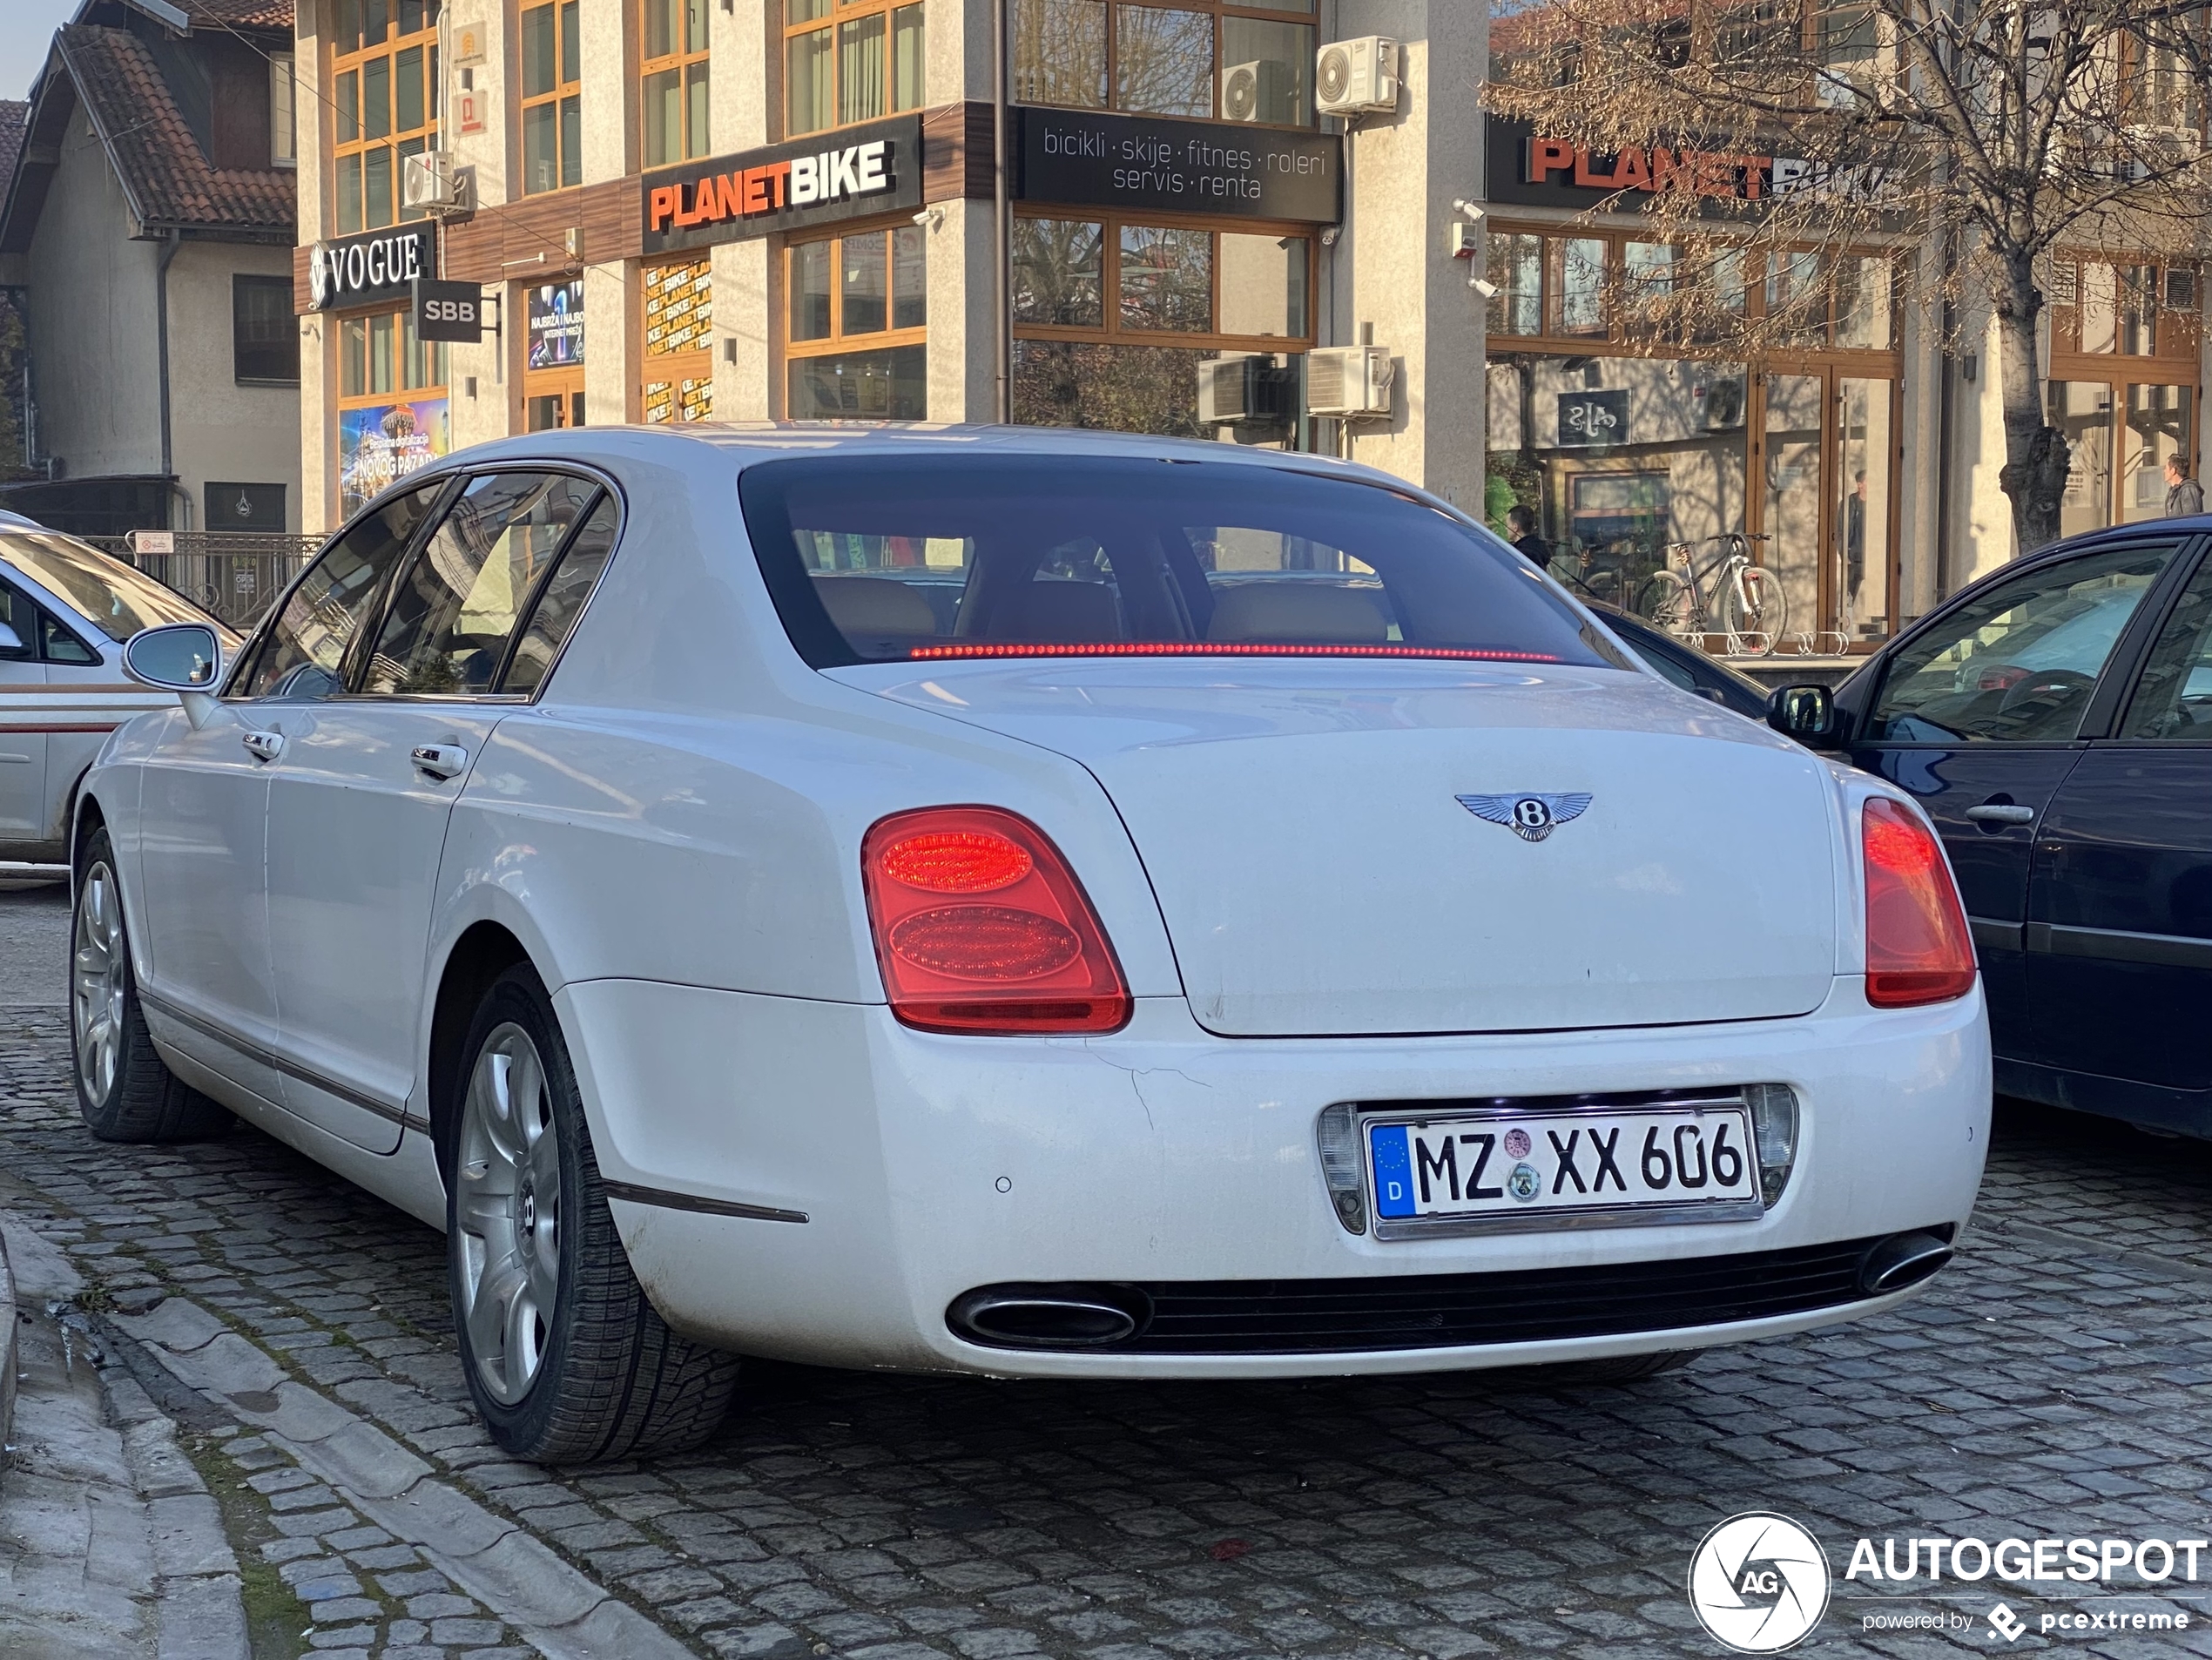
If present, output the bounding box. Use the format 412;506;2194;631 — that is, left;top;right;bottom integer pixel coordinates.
1634;569;1696;633
1721;565;1787;653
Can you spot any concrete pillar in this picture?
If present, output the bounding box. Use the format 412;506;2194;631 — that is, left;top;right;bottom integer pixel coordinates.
296;1;333;530
1336;0;1485;507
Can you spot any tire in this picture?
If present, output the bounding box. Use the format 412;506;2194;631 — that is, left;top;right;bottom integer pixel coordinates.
446;965;739;1463
71;828;233;1144
1633;569;1695;633
1534;1350;1696;1386
1721;565;1787;651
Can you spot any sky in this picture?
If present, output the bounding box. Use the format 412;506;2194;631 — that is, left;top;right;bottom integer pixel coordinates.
0;0;77;105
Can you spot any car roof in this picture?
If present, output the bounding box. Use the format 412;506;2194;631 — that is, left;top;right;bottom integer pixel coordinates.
375;422;1455;515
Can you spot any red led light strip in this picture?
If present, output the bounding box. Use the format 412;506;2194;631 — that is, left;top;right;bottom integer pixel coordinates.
904;642;1562;664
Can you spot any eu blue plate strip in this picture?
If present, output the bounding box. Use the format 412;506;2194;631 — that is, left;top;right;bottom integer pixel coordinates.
1369;1124;1415;1218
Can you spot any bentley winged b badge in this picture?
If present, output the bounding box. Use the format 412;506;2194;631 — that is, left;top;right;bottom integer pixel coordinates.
1456;793;1593;842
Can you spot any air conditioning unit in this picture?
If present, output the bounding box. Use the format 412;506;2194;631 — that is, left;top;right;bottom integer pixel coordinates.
1315;36;1399;118
402;150;462;213
1222;59;1299;123
1306;346;1393;417
1197;354;1298;425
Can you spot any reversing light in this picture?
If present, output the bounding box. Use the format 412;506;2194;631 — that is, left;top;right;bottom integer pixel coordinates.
1861;797;1977;1008
862;806;1132;1036
1744;1083;1798;1208
1316;1103;1367;1234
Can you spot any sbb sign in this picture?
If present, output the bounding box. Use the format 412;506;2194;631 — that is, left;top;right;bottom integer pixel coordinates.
413;278;484;344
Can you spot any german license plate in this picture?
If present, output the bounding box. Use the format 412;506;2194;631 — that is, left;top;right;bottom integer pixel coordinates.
1367;1104;1759;1228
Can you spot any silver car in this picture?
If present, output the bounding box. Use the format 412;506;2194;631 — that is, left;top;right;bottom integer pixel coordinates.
0;515;238;864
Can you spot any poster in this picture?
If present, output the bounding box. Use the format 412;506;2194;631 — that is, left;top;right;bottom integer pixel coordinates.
528;280;584;369
339;399;450;518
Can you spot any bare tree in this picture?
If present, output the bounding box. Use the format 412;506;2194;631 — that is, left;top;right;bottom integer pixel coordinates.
1487;0;2212;551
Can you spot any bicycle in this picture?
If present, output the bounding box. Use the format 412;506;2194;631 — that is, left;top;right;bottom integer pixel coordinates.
1634;532;1788;658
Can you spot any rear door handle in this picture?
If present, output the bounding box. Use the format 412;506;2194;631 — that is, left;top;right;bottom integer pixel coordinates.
240;730;284;762
1965;804;2036;824
411;744;469;780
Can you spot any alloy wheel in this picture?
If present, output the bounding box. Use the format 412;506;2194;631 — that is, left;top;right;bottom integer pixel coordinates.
455;1022;562;1405
72;860;128;1103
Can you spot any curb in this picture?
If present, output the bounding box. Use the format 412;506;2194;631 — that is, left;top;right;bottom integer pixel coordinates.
115;1294;698;1659
0;1215;14;1472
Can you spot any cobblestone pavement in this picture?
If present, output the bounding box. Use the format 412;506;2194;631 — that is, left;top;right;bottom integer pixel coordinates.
7;882;2212;1659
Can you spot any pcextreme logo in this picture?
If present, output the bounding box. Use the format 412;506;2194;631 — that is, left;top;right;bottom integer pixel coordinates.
1688;1513;1832;1653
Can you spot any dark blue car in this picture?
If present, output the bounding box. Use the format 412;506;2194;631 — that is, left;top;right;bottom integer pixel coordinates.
1774;517;2212;1134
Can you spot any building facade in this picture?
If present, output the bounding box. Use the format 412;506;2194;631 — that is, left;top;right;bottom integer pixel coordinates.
288;1;2209;651
1;0;300;537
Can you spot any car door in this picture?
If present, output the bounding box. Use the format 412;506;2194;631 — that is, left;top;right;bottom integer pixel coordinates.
33;606;128;854
2026;542;2212;1097
153;481;452;1121
0;578;48;844
1849;536;2189;1061
259;471;604;1151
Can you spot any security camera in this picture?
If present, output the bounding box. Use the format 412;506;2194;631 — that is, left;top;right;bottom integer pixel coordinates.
1452;199;1486;220
912;206;944;230
1470;276;1500;298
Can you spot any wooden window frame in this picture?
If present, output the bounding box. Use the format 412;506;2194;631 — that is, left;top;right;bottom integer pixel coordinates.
640;0;711;170
1483;223;1905;360
782;0;926;140
1015;0;1320;130
336;307;448;406
638;257;714;424
329;0;441;236
2050;253;2201;365
517;0;581;196
1010;207;1318;354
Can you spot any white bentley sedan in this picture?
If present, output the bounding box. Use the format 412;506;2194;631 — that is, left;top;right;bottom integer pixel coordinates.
77;427;1988;1463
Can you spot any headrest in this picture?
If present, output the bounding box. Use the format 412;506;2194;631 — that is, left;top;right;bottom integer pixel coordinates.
1207;582;1387;644
998;579;1123;642
813;575;939;636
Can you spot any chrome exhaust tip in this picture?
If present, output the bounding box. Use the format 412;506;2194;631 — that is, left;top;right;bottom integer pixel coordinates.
1858;1230;1954;1296
948;1284;1151;1349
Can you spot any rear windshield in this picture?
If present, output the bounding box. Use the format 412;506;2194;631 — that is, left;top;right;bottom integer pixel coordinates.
738;455;1613;669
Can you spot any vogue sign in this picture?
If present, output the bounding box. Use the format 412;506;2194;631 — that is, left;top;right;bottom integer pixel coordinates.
307;223;437;312
641;115;921;253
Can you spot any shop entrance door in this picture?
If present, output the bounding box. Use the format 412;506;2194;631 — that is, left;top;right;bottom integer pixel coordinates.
1748;367;1898;652
525;368;585;432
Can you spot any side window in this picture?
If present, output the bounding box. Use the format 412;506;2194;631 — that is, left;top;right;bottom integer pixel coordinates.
241;483;446;699
501;494;618;695
39;612;99;665
1865;542;2178;743
0;583;30;658
363;473;600;696
2119;555;2212;741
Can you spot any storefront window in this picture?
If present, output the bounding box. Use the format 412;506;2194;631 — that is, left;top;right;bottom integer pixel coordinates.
1487;233;1542;336
786;0;925;138
643;0;710;169
331;0;439;234
2124;384;2194;523
1013;0;1314;125
785;226;927;420
520;0;581;194
642;258;712;423
1012;211;1312;438
336;305;448;519
1548;238;1607;338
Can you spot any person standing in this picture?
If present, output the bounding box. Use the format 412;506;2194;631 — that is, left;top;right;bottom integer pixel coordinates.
1506;505;1552;570
2165;454;2204;517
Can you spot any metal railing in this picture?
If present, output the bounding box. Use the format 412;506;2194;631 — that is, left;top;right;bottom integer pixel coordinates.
81;532;320;631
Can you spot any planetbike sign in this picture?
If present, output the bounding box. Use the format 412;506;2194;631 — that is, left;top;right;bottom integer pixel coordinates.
640;114;921;254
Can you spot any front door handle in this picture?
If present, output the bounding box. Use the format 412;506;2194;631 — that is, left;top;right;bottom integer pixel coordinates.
1965;804;2036;824
241;730;284;763
411;743;469;780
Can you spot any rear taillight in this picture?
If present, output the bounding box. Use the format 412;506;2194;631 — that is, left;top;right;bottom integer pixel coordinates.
1861;797;1976;1008
862;806;1132;1035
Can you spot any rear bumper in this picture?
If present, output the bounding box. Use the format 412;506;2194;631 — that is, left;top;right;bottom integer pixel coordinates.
557;977;1989;1377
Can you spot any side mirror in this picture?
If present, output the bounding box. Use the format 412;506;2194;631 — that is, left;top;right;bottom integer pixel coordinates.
0;619;22;653
1767;683;1841;747
123;623;223;691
